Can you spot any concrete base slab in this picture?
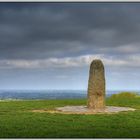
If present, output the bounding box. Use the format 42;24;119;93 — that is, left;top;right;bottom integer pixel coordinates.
32;106;135;114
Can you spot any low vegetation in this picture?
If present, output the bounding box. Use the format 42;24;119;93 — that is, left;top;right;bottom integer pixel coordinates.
0;92;140;138
109;92;138;98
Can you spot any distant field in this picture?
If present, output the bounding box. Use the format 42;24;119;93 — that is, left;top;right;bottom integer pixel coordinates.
0;92;140;138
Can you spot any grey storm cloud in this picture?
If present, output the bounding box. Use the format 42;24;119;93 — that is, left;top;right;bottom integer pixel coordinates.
0;3;140;90
0;3;140;61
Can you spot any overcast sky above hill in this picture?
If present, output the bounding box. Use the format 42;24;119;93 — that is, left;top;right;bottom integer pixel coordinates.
0;2;140;90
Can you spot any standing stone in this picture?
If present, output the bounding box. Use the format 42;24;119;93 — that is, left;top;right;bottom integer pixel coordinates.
87;59;105;110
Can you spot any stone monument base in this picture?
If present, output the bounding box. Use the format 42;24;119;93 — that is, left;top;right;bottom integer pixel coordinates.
32;106;135;114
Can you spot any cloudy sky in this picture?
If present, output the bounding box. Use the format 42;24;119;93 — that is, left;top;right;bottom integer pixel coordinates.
0;2;140;90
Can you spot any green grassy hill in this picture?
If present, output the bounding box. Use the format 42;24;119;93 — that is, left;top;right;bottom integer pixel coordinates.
0;92;140;138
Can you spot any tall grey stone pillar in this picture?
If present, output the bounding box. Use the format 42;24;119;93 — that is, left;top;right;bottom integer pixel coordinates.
87;59;105;110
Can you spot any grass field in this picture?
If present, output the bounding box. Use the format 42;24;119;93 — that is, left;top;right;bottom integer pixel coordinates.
0;92;140;138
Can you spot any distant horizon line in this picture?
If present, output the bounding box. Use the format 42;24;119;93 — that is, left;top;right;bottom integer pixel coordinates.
0;89;139;91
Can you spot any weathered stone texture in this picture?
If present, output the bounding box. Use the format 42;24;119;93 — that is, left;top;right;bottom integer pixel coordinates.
87;59;105;110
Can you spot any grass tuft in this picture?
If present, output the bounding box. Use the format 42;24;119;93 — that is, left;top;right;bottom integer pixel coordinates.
109;92;138;99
